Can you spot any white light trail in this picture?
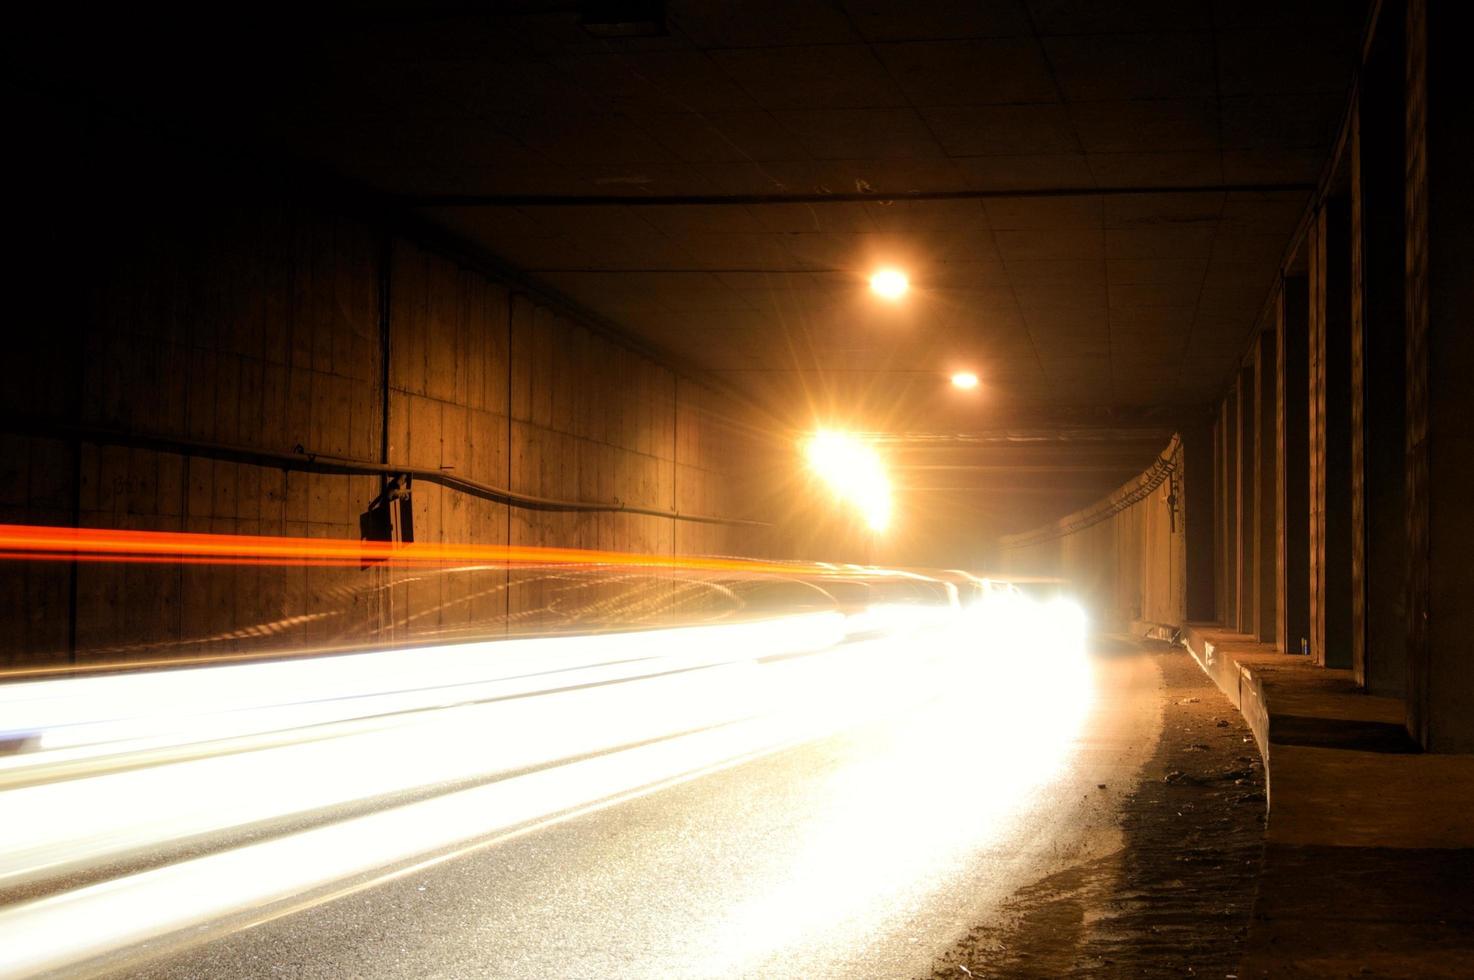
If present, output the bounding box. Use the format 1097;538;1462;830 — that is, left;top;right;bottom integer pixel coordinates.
0;595;1089;978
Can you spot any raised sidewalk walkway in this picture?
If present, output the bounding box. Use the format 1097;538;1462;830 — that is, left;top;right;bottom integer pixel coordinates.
1181;625;1474;977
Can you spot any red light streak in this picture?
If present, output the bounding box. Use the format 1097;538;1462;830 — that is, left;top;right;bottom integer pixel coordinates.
0;524;867;578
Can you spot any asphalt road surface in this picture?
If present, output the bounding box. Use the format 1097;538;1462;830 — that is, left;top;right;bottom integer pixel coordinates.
121;635;1163;979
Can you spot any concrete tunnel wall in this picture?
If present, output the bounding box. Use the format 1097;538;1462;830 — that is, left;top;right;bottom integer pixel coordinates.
0;198;797;668
1000;1;1474;754
998;437;1186;632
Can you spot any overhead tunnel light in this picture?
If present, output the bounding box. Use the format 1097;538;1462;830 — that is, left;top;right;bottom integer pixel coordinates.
804;430;892;533
869;268;909;301
950;372;979;390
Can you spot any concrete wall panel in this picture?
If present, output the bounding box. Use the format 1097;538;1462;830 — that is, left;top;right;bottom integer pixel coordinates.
0;198;777;667
1001;440;1185;631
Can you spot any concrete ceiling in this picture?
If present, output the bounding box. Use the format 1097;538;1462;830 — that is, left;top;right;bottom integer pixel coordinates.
6;1;1368;540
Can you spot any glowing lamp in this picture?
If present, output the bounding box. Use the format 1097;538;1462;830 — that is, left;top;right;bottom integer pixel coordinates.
804;430;893;533
868;268;908;301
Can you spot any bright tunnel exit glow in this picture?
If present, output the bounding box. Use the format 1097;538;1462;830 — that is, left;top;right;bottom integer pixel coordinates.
804;430;893;532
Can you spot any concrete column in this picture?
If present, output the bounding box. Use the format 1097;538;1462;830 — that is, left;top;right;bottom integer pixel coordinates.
1222;386;1240;631
1254;330;1278;643
1404;0;1474;750
1309;199;1354;669
1182;423;1216;622
1237;363;1256;635
1278;277;1311;655
1352;5;1408;696
1212;417;1226;622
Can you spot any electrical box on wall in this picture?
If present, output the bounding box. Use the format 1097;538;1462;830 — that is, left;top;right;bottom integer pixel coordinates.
360;475;414;565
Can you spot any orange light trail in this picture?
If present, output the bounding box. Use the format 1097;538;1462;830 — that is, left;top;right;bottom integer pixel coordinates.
0;524;875;578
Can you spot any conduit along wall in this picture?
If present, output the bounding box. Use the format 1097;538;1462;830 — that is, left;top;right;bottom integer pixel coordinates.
998;435;1186;632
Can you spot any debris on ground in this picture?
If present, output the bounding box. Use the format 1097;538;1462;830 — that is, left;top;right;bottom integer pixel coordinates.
926;642;1266;979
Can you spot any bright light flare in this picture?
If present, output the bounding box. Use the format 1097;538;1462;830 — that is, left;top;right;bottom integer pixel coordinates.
868;268;908;301
804;430;893;532
950;371;979;390
704;592;1096;971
